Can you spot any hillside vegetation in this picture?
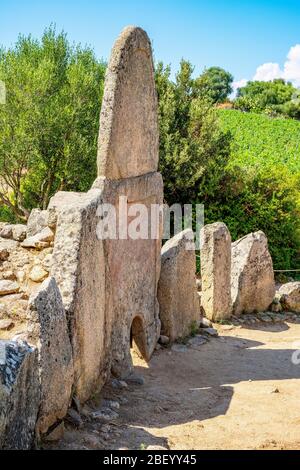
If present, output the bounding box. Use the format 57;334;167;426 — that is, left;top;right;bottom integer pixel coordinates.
212;109;300;270
218;109;300;174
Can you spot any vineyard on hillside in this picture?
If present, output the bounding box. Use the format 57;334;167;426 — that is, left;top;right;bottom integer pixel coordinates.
218;109;300;174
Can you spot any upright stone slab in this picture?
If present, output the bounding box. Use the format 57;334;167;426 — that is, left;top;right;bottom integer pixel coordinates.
200;222;232;321
94;25;163;378
157;230;200;342
0;340;40;449
49;189;109;403
98;26;159;180
231;231;275;315
27;277;74;436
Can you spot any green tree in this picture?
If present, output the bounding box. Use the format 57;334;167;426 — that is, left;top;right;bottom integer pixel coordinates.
235;78;297;114
195;66;233;103
0;26;106;220
155;60;232;206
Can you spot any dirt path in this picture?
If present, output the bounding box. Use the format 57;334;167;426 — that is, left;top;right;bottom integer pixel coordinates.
47;321;300;450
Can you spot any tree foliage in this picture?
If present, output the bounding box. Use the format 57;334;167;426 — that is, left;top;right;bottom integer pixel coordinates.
155;60;232;205
235;79;300;118
195;66;233;104
0;27;105;219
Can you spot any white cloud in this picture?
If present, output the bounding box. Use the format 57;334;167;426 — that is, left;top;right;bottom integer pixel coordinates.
252;44;300;87
253;62;283;81
231;78;248;97
232;44;300;97
284;44;300;86
232;78;248;91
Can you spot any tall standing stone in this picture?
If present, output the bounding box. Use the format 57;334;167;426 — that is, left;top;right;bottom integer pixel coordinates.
97;26;159;179
50;26;163;401
94;25;163;378
158;229;200;341
200;222;232;321
231;231;275;315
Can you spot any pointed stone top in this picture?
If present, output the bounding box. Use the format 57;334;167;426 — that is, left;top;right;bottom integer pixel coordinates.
97;26;159;180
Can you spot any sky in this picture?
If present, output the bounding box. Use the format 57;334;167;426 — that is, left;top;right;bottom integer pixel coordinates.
1;0;300;90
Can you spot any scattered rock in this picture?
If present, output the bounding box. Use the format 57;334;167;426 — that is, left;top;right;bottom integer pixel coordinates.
0;319;14;331
111;379;128;390
42;254;53;272
102;400;120;411
21;227;54;249
0;225;13;239
0;239;18;262
29;265;48;283
200;317;212;328
16;271;26;284
2;271;16;281
27;209;50;237
0;280;19;296
11;225;27;242
188;335;208;349
91;408;119;423
271;388;280;394
202;327;218;337
279;282;300;313
66;409;83;428
171;344;188;353
126;373;145;386
159;335;170;345
261;315;272;323
0;248;9;262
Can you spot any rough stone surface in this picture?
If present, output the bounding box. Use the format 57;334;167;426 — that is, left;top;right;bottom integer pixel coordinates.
49;189;109;403
50;170;163;401
0;319;14;331
231;231;275;315
27;277;74;436
0;247;9;262
157;229;200;342
21;227;54;249
0;280;19;296
200;222;232;321
200;317;213;328
94;173;163;379
0;340;40;449
29;265;48;283
27;209;49;237
279;282;300;312
0;225;13;239
0;224;26;242
97;26;159;179
0;238;18;253
12;225;27;242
